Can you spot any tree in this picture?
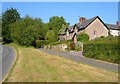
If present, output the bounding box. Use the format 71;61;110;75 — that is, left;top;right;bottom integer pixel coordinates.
45;30;56;42
10;16;44;46
77;33;89;42
2;7;21;43
47;16;69;41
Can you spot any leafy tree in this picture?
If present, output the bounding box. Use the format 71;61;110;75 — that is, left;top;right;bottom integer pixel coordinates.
45;30;56;42
47;16;69;41
39;23;49;40
2;7;21;43
77;33;89;42
10;16;44;46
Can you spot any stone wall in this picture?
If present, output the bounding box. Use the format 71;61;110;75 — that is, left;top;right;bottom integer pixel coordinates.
44;44;68;51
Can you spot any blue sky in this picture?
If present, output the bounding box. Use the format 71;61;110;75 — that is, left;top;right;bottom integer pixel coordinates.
2;2;118;25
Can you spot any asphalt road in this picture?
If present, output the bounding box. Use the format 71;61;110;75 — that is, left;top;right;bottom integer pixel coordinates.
0;44;15;81
39;49;119;73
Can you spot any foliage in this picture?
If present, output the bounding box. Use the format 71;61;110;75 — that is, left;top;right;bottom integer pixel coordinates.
45;30;56;42
10;16;44;46
35;40;49;48
2;8;21;43
2;8;69;47
100;36;105;38
77;33;89;42
0;37;2;42
47;16;69;41
69;42;75;50
49;40;72;46
83;36;120;64
75;41;83;51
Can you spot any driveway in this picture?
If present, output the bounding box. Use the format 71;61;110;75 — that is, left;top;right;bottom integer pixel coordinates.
39;49;119;72
0;44;15;82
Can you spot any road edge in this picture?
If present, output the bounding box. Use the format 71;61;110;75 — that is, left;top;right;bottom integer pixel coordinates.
0;46;17;83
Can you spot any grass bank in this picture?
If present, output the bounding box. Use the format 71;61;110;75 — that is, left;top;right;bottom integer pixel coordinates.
4;43;118;82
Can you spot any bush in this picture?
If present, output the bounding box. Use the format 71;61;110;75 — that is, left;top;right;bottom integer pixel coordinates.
0;37;3;42
100;36;105;38
35;40;49;48
49;40;72;45
75;41;83;51
69;42;75;50
83;36;120;64
77;33;89;42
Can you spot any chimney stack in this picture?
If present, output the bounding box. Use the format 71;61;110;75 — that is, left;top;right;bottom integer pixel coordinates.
79;17;86;24
116;21;119;26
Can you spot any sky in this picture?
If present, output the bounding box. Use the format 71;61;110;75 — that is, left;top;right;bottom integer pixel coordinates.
2;2;118;25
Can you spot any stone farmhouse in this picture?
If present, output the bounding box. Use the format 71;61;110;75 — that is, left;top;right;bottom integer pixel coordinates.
58;16;120;41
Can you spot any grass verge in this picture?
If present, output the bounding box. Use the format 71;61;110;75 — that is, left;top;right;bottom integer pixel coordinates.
4;43;119;82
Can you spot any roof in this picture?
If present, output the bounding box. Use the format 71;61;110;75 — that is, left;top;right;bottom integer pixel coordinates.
59;16;120;35
76;16;98;29
105;23;120;30
59;16;106;35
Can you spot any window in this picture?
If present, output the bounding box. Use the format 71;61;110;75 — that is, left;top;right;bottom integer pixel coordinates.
118;31;120;36
94;31;96;35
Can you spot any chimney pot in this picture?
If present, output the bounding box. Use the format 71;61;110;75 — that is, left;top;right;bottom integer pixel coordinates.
79;17;86;24
116;21;119;26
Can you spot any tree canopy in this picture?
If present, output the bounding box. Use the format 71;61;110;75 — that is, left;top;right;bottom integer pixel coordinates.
2;8;69;46
2;7;21;43
47;16;69;41
10;16;44;46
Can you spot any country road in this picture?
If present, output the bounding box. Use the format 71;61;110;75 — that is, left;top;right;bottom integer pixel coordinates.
0;44;15;82
39;49;119;72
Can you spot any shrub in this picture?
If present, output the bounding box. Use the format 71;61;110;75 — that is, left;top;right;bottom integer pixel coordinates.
75;41;83;51
49;40;72;45
77;33;89;42
100;36;105;38
83;36;120;64
35;40;49;48
69;42;75;50
0;37;3;42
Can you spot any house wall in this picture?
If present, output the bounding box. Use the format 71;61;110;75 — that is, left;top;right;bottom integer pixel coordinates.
110;29;120;36
85;18;108;40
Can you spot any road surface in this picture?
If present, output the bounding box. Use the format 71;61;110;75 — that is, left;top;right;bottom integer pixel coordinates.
39;49;119;72
0;44;15;82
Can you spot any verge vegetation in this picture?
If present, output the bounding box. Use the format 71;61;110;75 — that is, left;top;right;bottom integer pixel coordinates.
83;36;120;64
4;43;118;82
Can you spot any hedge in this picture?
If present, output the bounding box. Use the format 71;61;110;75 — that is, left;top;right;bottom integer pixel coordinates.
83;36;120;64
77;33;89;42
35;40;50;48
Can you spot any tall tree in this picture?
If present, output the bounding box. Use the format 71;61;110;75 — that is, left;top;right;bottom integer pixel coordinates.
45;30;56;42
47;16;69;41
10;16;44;46
2;7;21;43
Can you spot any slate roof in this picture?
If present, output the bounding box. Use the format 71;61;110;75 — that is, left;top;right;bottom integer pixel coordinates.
105;23;120;30
59;16;120;35
76;16;98;30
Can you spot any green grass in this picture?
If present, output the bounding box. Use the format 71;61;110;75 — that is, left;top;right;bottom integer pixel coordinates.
4;43;118;82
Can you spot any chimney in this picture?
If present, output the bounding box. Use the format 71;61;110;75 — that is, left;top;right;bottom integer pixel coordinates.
116;21;119;26
79;17;86;24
